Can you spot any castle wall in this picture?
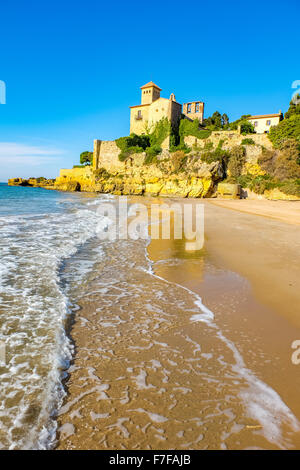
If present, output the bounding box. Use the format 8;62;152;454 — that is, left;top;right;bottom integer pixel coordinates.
182;101;204;123
93;139;124;172
184;130;273;151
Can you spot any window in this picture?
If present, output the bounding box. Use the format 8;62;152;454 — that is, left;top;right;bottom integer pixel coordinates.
195;103;200;113
254;121;258;127
266;120;271;126
136;110;142;120
187;104;192;113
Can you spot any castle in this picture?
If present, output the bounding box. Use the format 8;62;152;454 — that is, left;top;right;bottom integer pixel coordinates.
129;81;204;136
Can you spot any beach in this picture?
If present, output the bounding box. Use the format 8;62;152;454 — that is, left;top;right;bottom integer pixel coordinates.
56;197;300;450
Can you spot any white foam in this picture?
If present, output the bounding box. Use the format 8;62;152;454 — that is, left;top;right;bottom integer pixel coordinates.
0;194;109;449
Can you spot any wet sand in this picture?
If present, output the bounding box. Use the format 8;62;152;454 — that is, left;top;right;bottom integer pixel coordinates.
56;197;300;450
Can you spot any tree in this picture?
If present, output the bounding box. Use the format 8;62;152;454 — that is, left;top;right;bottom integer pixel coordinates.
80;151;93;166
239;120;255;135
285;94;300;119
222;113;229;127
211;111;222;128
203;111;227;130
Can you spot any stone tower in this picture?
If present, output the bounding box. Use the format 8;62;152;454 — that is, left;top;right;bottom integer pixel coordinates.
140;81;162;105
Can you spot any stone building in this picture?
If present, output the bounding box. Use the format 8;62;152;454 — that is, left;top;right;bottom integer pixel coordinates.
248;111;283;134
129;82;182;135
182;101;204;123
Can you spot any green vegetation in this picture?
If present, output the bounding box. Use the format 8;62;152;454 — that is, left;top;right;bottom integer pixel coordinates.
93;167;111;180
200;147;231;165
144;145;161;165
73;164;86;168
227;139;300;198
115;134;150;161
80;151;93;166
241;138;255;145
203;111;229;130
149;117;171;147
259;140;300;181
268;114;300;148
227;146;246;178
239;120;255;135
171;151;188;173
234;174;275;194
227;115;255;134
179;118;211;142
229;115;251;130
115;118;172;162
285;94;300;119
234;174;300;197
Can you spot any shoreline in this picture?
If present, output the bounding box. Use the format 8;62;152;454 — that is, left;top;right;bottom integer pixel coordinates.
56;197;300;449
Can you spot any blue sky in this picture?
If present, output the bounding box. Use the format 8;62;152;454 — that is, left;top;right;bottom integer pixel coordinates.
0;0;299;180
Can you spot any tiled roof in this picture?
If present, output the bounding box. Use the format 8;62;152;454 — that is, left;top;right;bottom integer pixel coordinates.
140;81;162;91
249;113;282;119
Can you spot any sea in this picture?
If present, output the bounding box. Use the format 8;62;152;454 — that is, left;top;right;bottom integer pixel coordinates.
1;183;300;450
0;183;107;449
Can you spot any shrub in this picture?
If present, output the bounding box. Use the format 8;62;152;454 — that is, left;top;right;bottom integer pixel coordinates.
258;148;277;174
240;120;255;135
229;115;251;131
242;138;255;145
73;165;86;168
273;139;300;181
201;147;231;165
171;151;188;173
115;134;150;161
234;174;300;197
144;145;162;165
93;167;111;180
204;141;214;151
170;142;191;153
280;180;300;197
227;146;246;178
268;115;300;148
179;119;212;143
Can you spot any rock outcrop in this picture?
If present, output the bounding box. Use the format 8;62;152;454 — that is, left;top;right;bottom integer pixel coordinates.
8;177;56;188
53;155;223;198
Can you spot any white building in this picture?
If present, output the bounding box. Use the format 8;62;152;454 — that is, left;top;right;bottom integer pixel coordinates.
248;112;283;134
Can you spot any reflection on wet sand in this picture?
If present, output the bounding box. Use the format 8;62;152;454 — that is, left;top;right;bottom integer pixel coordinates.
57;198;300;449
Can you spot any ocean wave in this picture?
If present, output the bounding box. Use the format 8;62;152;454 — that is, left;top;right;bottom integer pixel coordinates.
0;194;106;449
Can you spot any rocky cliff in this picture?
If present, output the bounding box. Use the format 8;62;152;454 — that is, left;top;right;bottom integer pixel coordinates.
53;153;224;198
8;131;299;200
